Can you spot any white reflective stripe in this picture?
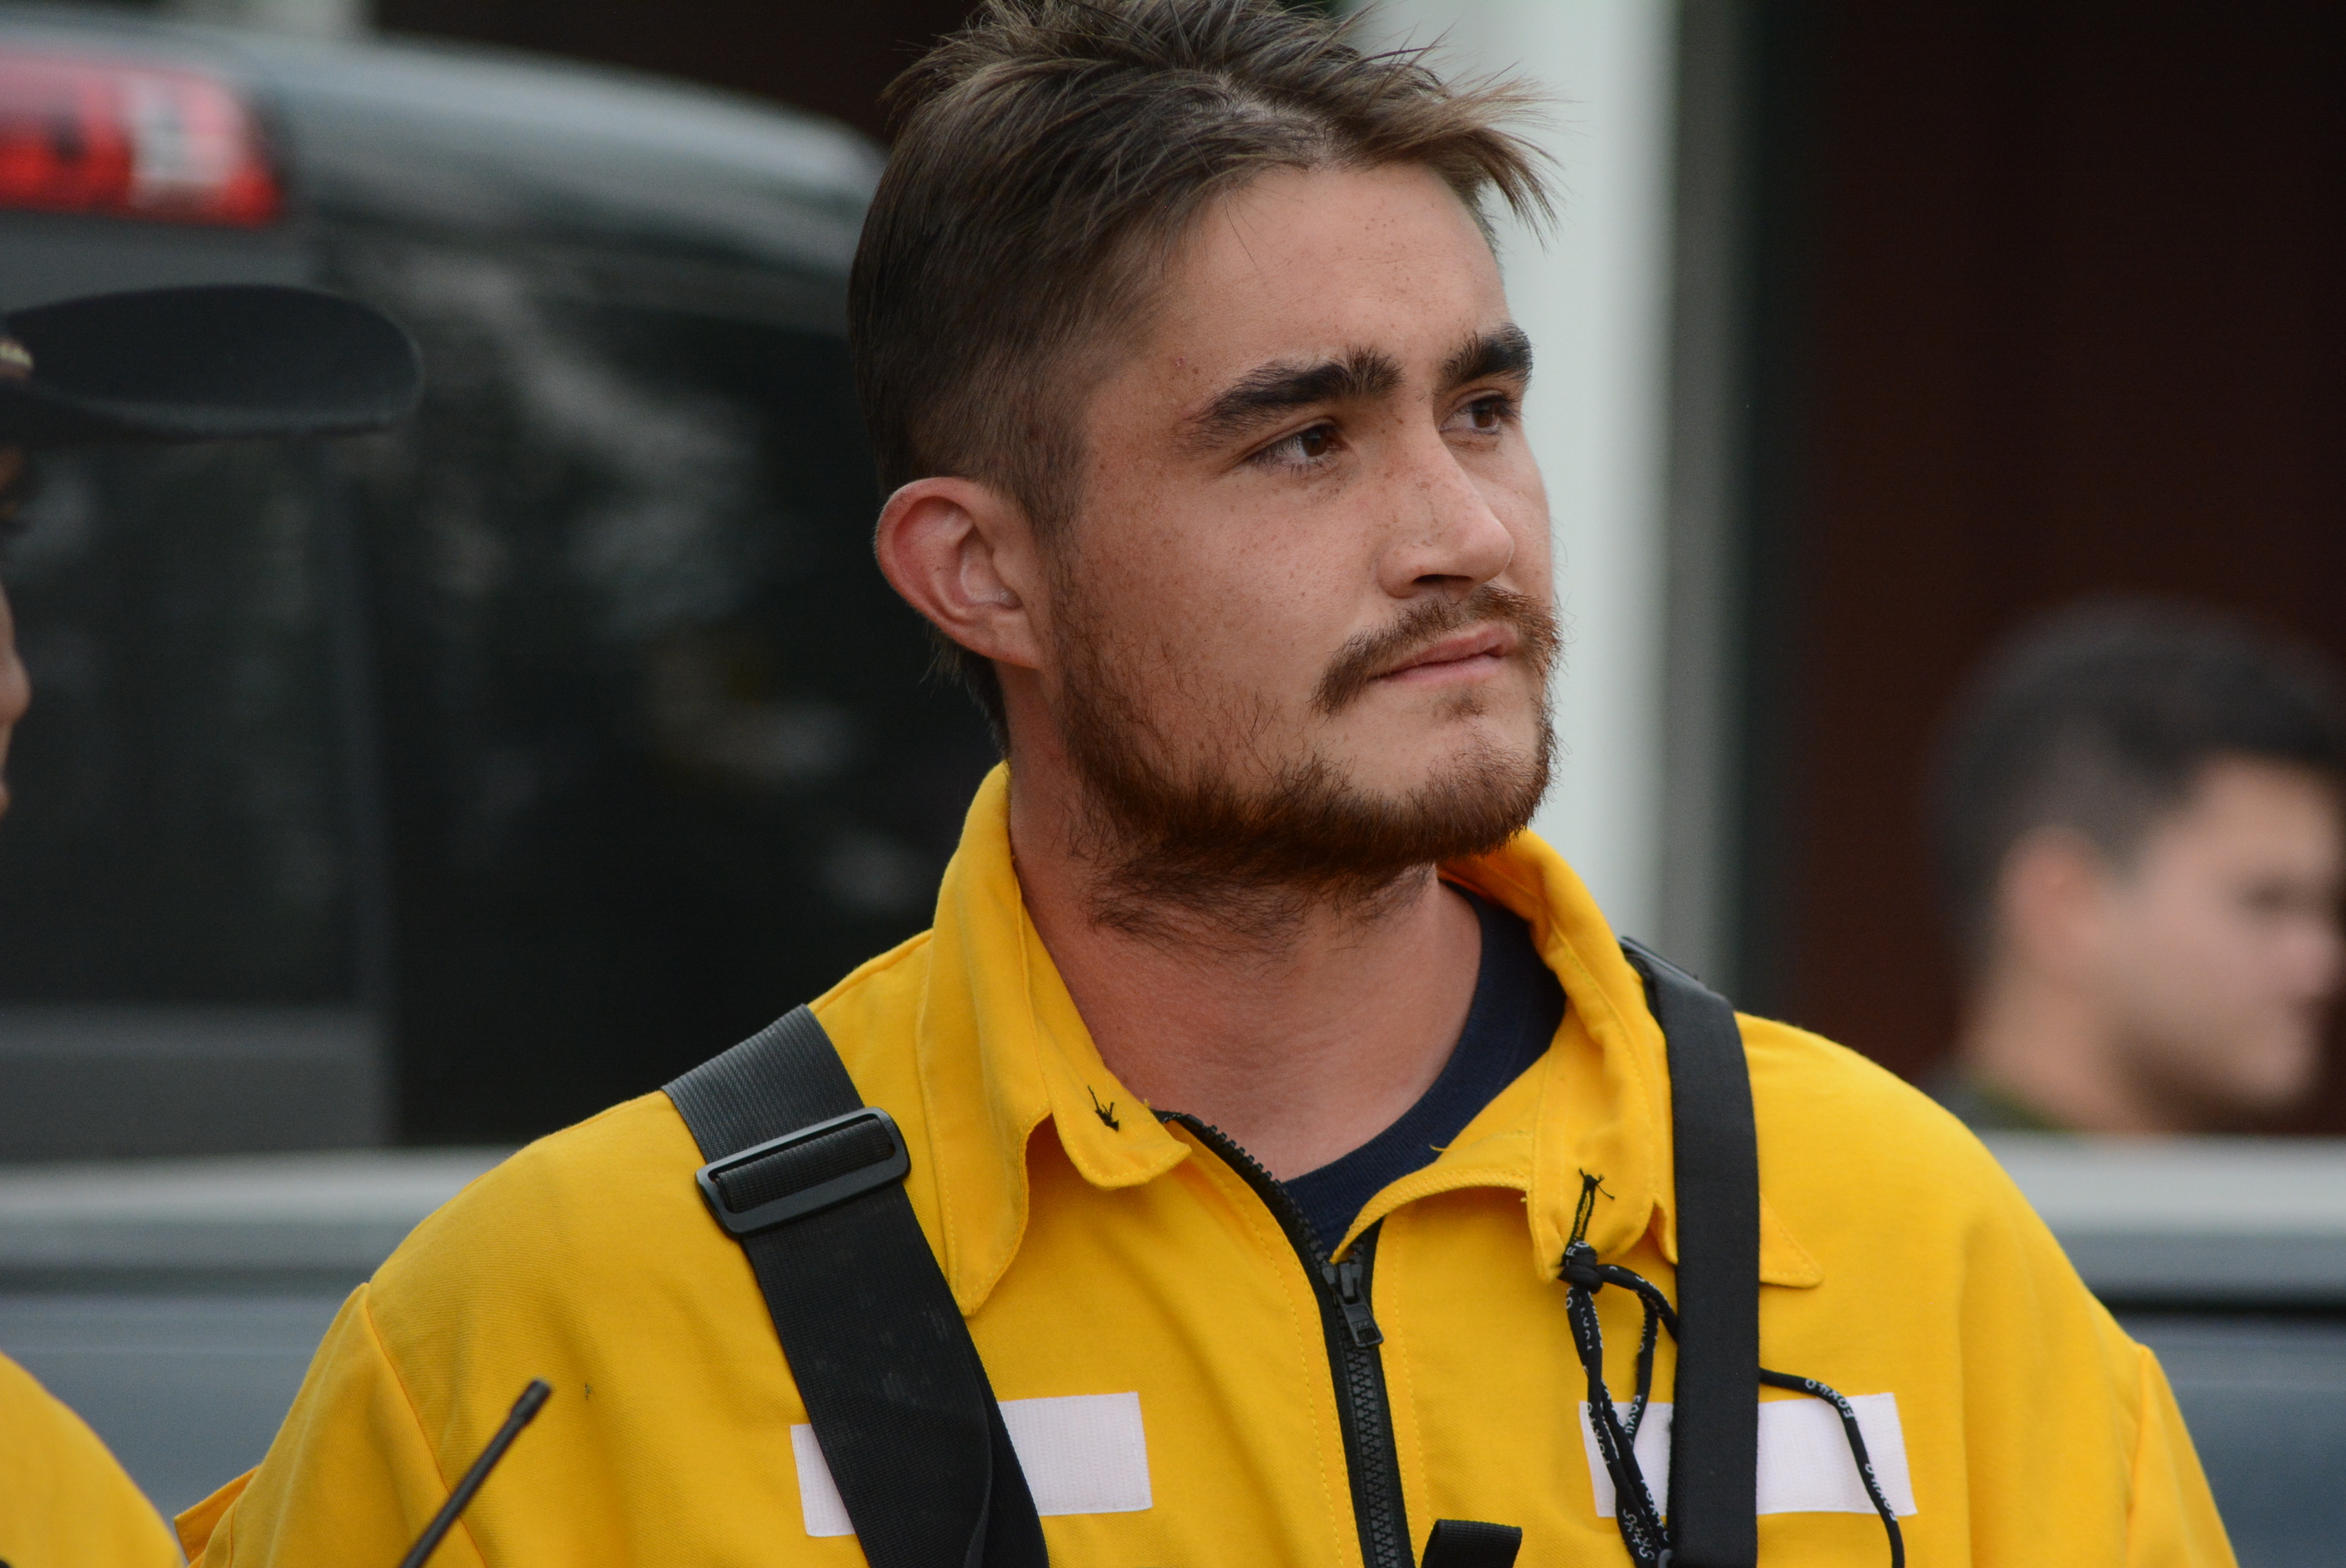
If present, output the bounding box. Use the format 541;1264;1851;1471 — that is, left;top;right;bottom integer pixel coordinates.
1580;1393;1917;1518
794;1391;1153;1538
1579;1399;1676;1519
1755;1392;1916;1516
790;1425;855;1537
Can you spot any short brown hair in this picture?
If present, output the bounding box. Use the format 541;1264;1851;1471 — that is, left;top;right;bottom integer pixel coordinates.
1931;597;2346;970
850;0;1551;740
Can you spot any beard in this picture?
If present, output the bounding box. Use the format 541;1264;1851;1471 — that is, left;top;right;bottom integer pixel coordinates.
1051;583;1559;940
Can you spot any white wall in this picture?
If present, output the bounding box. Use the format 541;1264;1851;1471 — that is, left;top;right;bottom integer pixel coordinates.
1351;1;1682;945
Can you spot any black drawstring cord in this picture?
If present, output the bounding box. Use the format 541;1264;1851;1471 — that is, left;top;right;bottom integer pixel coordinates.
1560;1173;1905;1568
1563;1175;1673;1566
1756;1369;1905;1568
1564;1238;1672;1567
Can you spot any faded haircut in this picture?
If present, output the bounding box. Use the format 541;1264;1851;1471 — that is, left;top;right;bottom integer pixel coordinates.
848;0;1552;742
1930;596;2346;972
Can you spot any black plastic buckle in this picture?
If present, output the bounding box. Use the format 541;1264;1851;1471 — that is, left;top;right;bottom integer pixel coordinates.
693;1107;910;1237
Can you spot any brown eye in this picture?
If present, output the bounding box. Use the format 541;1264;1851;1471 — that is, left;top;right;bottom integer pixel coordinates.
1248;422;1343;472
1467;398;1505;431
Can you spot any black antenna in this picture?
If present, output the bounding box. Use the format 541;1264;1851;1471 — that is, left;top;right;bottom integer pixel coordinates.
395;1379;553;1568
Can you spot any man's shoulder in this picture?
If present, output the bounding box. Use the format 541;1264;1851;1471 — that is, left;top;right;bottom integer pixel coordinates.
1731;1013;2139;1374
372;1092;711;1308
1735;1011;2042;1230
368;931;939;1318
806;924;936;1081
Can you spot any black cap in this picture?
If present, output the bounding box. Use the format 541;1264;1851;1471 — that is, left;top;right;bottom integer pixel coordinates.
0;284;423;448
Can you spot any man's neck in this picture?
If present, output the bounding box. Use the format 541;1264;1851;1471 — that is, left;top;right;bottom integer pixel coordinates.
1008;769;1484;1180
1955;964;2192;1134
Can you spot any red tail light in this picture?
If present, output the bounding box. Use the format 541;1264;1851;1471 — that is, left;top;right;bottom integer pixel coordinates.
0;48;281;227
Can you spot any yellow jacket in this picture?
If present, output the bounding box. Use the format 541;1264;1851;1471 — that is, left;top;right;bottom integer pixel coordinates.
183;768;2232;1566
0;1350;180;1568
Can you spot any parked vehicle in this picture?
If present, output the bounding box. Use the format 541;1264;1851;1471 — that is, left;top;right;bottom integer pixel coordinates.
0;5;995;1156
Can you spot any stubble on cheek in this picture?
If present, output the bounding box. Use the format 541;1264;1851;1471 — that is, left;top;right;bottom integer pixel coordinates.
1440;687;1490;721
1043;578;1555;939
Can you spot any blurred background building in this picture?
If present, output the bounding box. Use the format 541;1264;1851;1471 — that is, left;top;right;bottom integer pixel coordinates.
7;0;2340;1145
0;1;2342;1558
227;0;2346;1134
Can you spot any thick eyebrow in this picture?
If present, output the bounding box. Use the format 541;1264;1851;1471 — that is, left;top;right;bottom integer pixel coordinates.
1440;323;1534;390
1180;347;1402;452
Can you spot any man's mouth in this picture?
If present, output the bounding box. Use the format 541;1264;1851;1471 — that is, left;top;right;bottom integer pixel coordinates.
1312;586;1558;716
1374;624;1518;686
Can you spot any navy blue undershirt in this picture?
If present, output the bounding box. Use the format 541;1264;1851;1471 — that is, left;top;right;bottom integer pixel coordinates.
1280;887;1565;1257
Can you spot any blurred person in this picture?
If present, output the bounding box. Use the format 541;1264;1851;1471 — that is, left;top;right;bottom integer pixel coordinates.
187;5;2229;1566
0;285;418;1568
1930;597;2346;1134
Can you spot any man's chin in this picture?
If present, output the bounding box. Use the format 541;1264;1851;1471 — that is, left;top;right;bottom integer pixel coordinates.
1330;715;1549;802
1071;720;1552;928
1054;628;1553;927
1335;762;1538;823
2139;1035;2319;1128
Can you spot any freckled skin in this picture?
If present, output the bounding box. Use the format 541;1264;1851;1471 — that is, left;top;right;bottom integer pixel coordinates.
876;162;1557;1174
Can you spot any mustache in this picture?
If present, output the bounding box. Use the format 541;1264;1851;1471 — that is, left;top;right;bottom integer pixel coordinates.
1311;585;1560;717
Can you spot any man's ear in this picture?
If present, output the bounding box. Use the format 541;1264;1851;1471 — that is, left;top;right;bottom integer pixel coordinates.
873;476;1047;673
1999;826;2115;981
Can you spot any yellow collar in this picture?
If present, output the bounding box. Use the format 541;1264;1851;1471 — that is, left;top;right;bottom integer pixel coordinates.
913;766;1820;1312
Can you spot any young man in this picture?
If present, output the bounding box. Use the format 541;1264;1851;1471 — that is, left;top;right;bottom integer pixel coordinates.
186;5;2233;1564
0;282;419;1567
1930;598;2346;1134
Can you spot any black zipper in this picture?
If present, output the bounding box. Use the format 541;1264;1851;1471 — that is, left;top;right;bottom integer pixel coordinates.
1164;1112;1412;1568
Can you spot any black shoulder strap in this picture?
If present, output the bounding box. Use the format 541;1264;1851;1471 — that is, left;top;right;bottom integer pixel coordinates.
673;967;1753;1568
665;1006;1048;1568
1619;938;1760;1568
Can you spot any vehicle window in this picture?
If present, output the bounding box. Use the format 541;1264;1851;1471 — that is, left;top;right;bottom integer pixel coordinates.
0;437;385;1159
0;445;360;1004
0;236;995;1156
325;238;996;1143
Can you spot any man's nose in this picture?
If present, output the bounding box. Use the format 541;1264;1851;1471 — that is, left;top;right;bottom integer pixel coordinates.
1375;429;1515;600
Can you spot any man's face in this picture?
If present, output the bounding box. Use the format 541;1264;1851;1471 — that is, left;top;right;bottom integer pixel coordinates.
2096;757;2346;1123
1027;162;1555;904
